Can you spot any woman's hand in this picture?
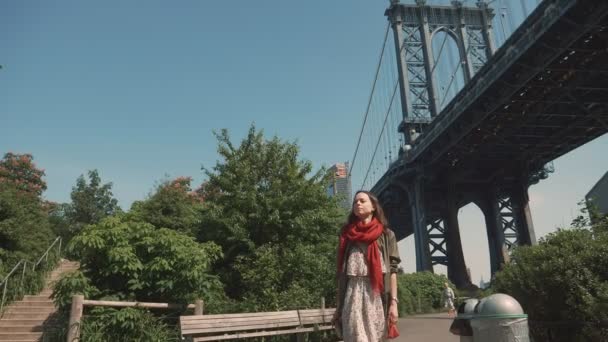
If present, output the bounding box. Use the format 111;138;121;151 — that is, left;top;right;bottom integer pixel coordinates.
388;301;398;323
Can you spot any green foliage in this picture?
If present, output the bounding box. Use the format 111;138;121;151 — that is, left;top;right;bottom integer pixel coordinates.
236;243;336;311
493;208;608;341
46;307;179;342
65;170;121;236
51;271;100;311
0;183;54;265
130;176;203;236
198;125;343;307
80;307;179;342
47;202;73;243
397;272;452;315
67;215;224;304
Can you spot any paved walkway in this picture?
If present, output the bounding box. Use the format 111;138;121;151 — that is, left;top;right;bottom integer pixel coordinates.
395;313;459;342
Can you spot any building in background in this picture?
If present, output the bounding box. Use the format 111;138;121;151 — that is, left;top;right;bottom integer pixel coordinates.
327;162;352;210
586;171;608;222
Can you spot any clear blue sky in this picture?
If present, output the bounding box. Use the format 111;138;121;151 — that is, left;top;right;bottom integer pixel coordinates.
2;0;607;283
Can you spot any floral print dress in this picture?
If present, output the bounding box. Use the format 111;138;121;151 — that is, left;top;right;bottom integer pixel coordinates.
342;243;387;342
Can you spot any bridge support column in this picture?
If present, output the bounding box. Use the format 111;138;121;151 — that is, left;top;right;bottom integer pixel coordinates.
444;184;470;287
479;186;506;275
410;177;432;272
477;1;496;55
453;1;474;82
416;1;440;117
510;182;537;246
387;2;413;126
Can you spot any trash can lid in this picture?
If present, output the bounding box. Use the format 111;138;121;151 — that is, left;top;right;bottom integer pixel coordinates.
473;293;528;319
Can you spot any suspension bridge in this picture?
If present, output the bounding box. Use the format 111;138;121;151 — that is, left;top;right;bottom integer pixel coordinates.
349;0;608;287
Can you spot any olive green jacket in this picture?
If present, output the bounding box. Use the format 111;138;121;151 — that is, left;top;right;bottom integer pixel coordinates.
336;228;401;316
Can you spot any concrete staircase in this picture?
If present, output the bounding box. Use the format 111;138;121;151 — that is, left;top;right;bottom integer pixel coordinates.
0;260;79;342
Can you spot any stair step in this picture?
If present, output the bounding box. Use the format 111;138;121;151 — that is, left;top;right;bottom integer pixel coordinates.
21;296;52;301
0;332;43;340
6;305;55;312
0;313;53;320
0;319;59;327
0;325;44;333
11;302;54;308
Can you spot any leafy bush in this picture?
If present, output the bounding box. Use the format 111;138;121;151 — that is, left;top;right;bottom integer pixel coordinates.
45;307;179;342
80;307;179;342
51;271;100;311
397;272;453;315
235;243;336;311
66;215;224;305
493;210;608;341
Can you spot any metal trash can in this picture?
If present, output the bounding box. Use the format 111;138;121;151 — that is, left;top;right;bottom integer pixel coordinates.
470;293;529;342
449;298;479;342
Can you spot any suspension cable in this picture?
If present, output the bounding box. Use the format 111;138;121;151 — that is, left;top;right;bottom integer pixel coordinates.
350;22;391;178
362;78;400;187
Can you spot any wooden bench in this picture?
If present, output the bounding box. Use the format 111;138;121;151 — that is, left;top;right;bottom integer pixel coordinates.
180;307;336;341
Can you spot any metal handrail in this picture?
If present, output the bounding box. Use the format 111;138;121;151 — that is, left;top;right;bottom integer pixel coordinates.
0;260;27;314
34;236;62;270
0;236;63;315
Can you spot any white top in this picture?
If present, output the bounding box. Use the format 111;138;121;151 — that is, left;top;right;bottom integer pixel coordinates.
345;242;387;276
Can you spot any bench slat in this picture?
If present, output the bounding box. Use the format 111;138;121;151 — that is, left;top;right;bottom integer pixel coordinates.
182;316;298;327
298;309;334;325
300;318;333;324
183;320;301;335
181;318;300;333
181;311;298;321
192;326;334;342
298;308;335;315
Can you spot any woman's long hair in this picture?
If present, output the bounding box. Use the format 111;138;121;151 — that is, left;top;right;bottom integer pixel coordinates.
344;190;388;227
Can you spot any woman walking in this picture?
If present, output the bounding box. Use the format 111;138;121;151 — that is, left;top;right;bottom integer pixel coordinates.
334;190;401;342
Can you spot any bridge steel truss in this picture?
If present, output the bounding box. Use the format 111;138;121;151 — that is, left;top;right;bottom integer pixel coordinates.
376;0;608;288
387;0;495;143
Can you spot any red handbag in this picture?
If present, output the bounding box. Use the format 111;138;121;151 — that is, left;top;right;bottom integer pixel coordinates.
387;320;400;339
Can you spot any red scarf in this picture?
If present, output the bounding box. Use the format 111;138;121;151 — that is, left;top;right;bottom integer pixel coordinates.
337;217;384;294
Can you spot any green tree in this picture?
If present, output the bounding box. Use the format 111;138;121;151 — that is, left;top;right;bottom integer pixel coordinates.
0;152;47;197
198;125;344;307
0;184;54;266
66;170;121;235
130;176;203;236
47;202;72;242
493;208;608;341
0;153;54;268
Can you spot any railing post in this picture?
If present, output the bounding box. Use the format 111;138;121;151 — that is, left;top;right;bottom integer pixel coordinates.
194;299;204;315
20;261;27;295
1;279;7;314
67;294;84;342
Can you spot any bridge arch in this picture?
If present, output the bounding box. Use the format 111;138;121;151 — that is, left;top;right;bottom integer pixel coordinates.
430;26;459;44
457;202;490;287
430;28;466;112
